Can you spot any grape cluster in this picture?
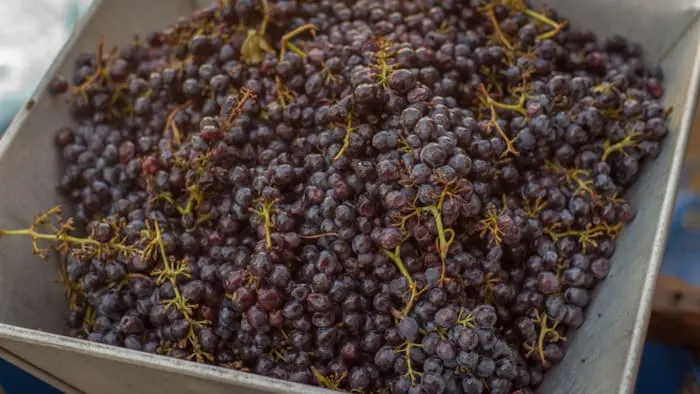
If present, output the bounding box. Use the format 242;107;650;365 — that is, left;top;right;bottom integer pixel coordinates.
9;0;670;392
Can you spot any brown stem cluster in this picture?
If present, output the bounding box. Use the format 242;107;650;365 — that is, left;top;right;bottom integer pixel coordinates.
521;195;548;218
479;202;507;246
370;36;399;87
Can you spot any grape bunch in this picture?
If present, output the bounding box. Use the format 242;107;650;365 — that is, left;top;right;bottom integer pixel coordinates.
8;0;670;392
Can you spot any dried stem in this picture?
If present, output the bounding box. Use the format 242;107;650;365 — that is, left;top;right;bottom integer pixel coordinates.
333;111;356;161
164;101;192;145
279;24;318;61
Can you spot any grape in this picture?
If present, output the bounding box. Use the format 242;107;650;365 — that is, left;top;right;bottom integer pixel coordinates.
436;340;457;362
434;306;458;328
457;329;479;351
473;305;498;328
536;272;561;295
476;357;496;378
397;316;419;341
375;346;397;370
462;375;485;394
48;75;69;95
419;143;448;168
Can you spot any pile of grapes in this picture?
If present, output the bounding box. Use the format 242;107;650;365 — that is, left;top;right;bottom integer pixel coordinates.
5;0;670;392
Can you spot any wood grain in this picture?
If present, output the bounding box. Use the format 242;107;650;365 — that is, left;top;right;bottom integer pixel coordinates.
684;98;700;193
648;275;700;346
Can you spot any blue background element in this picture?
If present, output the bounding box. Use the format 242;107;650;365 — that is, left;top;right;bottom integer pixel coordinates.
0;358;60;394
637;343;694;394
0;0;92;142
635;189;700;394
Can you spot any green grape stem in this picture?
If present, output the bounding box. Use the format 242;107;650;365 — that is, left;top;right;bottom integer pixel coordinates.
396;341;423;384
456;308;475;328
163;100;192;145
479;204;505;246
522;8;567;41
479;84;521;157
480;83;528;117
395;182;457;288
372;37;398;87
279;24;319;61
311;367;347;390
250;198;277;250
151;222;211;362
524;310;567;365
602;132;640;161
0;224;140;259
544;222;623;252
240;0;275;64
419;205;455;287
333;111;355;161
484;6;513;51
381;246;420;316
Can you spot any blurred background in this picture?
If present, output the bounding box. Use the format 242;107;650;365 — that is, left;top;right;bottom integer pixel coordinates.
1;1;700;393
0;0;92;131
